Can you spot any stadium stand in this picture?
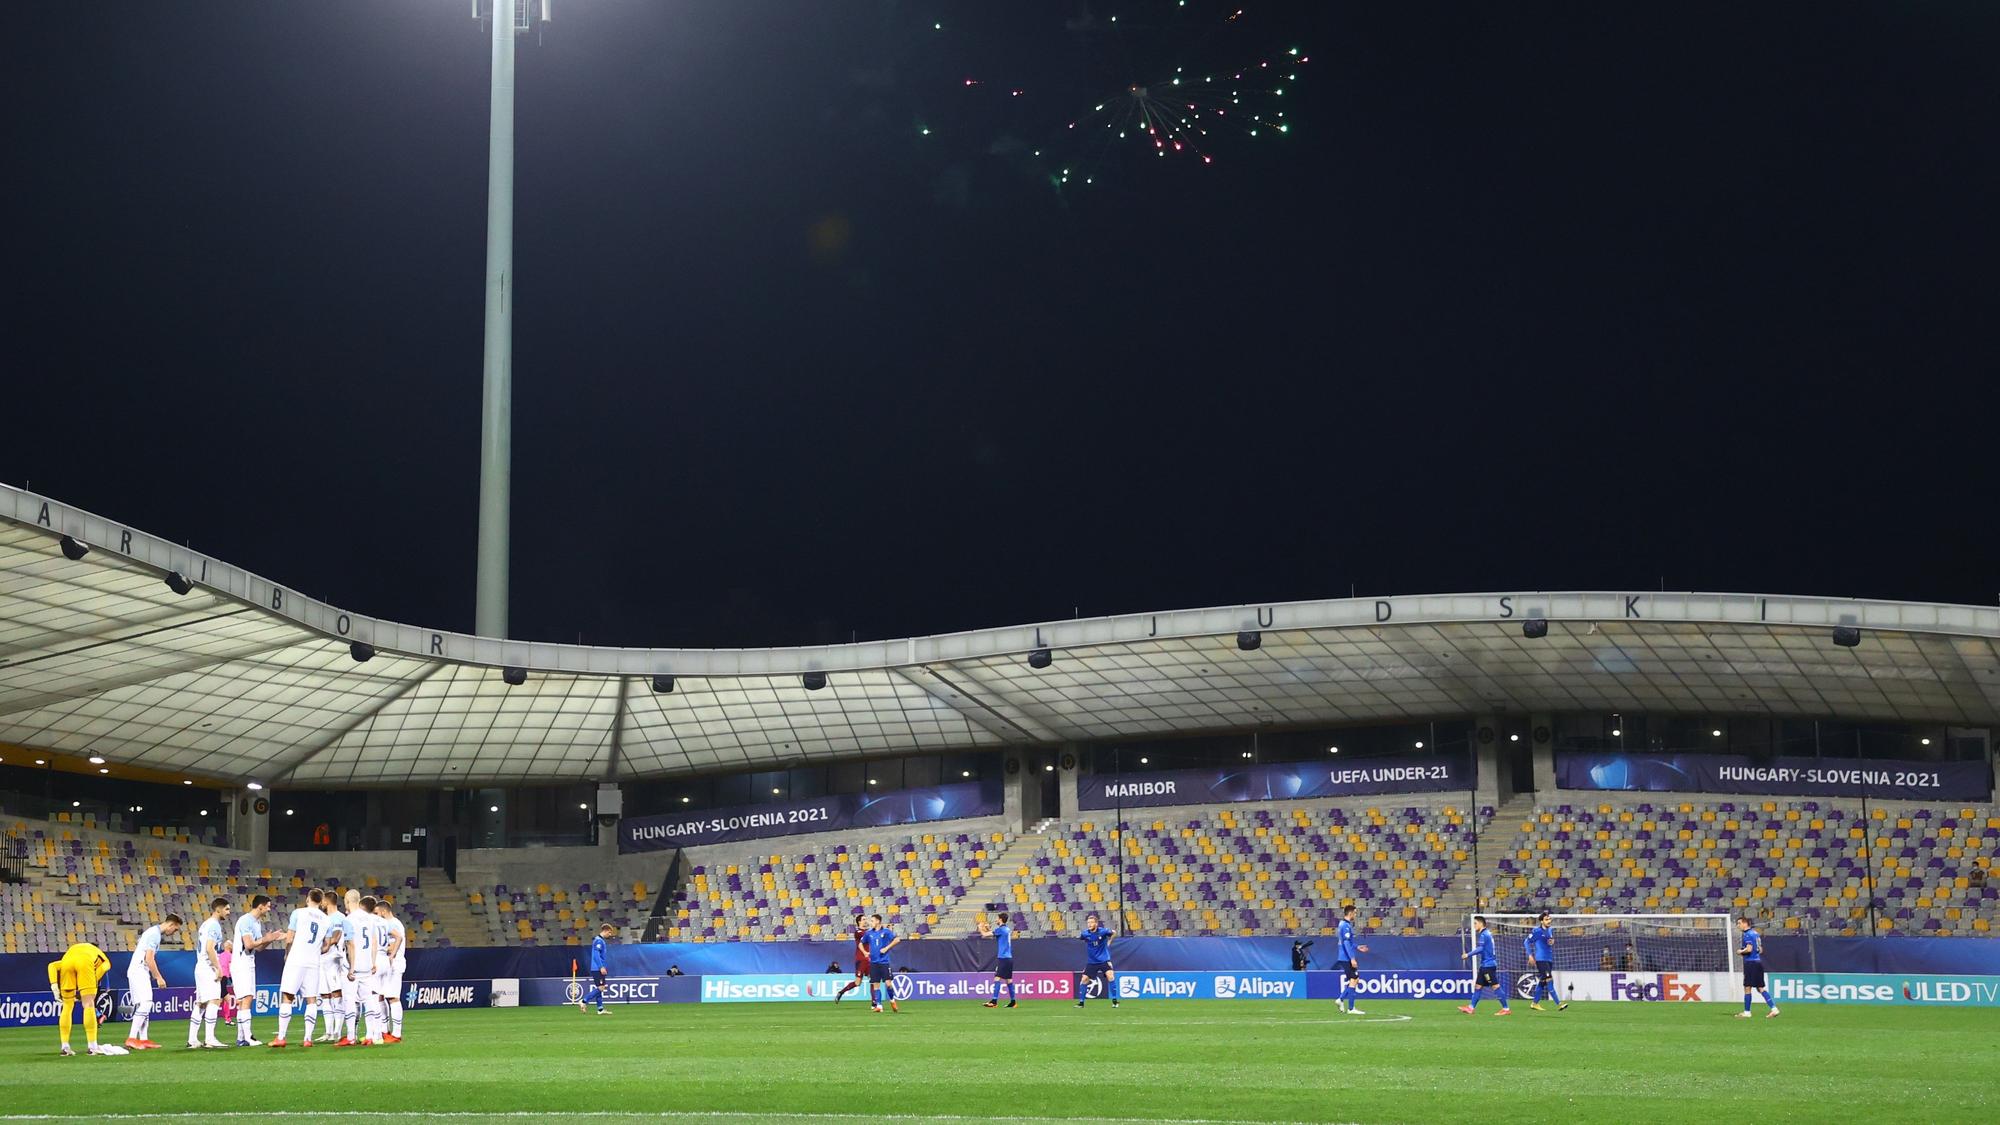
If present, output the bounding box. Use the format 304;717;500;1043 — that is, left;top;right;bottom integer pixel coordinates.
466;880;653;945
2;817;450;952
659;830;1014;941
6;795;1997;952
992;802;1495;937
1486;800;2000;935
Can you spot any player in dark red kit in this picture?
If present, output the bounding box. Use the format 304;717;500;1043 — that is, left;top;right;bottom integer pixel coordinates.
834;914;871;1003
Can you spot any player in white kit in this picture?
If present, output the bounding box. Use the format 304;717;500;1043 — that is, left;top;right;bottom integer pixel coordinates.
319;894;353;1046
273;888;329;1048
122;913;181;1050
188;897;232;1049
373;898;408;1043
345;893;383;1046
230;894;288;1046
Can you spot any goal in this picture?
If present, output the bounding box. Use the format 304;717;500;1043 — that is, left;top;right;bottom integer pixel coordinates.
1468;913;1738;977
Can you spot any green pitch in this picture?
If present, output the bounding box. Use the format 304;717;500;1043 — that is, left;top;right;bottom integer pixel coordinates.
0;1001;1992;1124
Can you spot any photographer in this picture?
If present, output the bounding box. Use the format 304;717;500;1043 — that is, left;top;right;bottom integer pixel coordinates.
1291;939;1314;971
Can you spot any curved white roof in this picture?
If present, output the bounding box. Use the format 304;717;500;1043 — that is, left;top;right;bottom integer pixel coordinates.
3;483;1997;787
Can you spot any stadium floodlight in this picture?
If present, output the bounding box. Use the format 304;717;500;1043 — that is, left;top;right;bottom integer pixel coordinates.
88;755;105;765
164;571;194;596
1832;625;1862;648
246;782;263;791
802;671;827;691
1522;617;1548;638
502;666;528;686
59;535;88;560
1236;631;1261;651
1027;647;1053;669
651;674;675;693
350;642;376;663
471;0;553;640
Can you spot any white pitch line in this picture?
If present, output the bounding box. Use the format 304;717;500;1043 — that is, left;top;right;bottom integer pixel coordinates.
0;1104;1360;1112
0;1114;1359;1125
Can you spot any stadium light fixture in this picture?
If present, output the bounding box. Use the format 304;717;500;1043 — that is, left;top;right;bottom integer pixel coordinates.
1508;734;1519;742
350;642;376;663
489;805;500;813
502;666;528;686
164;571;194;596
199;809;208;816
97;768;109;774
771;788;781;795
1712;729;1723;737
579;803;589;810
1611;729;1621;737
285;809;295;816
1042;763;1055;773
1236;631;1262;651
651;675;675;693
680;796;691;804
35;759;47;766
1920;737;1931;746
59;535;89;561
88;755;105;765
868;778;879;785
71;801;80;808
1414;740;1425;749
1138;757;1149;765
1522;617;1548;639
246;782;263;791
182;780;193;786
960;770;972;777
1027;648;1053;670
1328;746;1339;754
1832;626;1862;648
802;672;828;691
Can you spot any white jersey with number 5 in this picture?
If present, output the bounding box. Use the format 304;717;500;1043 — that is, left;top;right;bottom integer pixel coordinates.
346;909;377;974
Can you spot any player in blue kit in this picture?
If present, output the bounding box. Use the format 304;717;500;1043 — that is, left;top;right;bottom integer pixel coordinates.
978;912;1017;1009
1335;903;1369;1015
1524;910;1568;1011
1075;913;1119;1009
1458;915;1511;1016
1736;915;1779;1019
579;923;614;1015
863;914;903;1014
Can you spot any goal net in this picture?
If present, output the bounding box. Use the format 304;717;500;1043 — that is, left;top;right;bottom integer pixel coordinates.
1469;913;1737;976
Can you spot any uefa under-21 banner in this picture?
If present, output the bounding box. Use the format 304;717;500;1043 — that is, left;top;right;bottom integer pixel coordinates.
1557;752;1992;801
1076;755;1468;812
620;778;1003;851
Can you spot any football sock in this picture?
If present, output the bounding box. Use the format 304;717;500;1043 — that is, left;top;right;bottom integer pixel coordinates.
1744;994;1753;1013
82;998;98;1047
389;1000;404;1037
58;1000;72;1048
303;999;318;1039
1005;981;1015;1001
1761;989;1775;1009
132;1000;151;1041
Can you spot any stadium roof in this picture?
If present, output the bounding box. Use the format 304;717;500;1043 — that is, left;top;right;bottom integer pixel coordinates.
4;483;1999;788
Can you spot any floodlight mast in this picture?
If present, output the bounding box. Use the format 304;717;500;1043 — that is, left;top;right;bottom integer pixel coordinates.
473;0;550;639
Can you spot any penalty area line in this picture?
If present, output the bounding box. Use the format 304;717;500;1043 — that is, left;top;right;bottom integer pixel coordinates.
0;1114;1361;1125
0;1104;1360;1112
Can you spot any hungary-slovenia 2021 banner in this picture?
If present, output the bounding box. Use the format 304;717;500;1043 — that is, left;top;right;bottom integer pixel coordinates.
1557;752;1991;801
1076;755;1468;812
621;778;1003;852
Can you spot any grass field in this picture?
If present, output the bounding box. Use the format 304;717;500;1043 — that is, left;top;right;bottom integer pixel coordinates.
0;1000;1993;1124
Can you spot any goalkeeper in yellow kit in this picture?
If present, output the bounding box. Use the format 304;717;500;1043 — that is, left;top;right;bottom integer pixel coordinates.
48;942;112;1056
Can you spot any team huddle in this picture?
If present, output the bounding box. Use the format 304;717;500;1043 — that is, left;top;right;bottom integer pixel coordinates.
43;887;412;1057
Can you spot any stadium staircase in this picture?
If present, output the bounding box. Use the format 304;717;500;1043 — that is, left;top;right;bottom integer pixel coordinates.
420;868;488;948
930;818;1061;937
1424;793;1533;932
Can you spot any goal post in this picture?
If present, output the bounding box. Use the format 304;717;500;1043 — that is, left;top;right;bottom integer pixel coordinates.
1467;913;1739;999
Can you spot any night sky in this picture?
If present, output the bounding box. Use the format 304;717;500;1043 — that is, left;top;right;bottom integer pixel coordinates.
6;2;1997;649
